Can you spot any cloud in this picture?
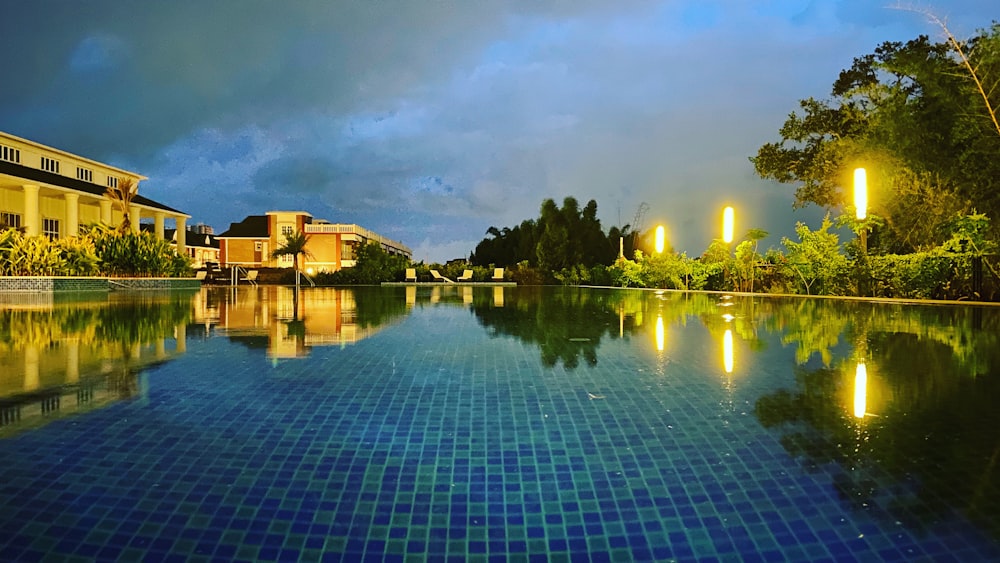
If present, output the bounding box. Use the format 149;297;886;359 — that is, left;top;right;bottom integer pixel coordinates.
68;34;128;73
2;0;997;263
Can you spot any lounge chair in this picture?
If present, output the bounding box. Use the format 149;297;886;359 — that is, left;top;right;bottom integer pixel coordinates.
430;269;454;283
405;268;417;282
492;268;505;282
242;270;259;286
457;269;473;282
194;270;207;281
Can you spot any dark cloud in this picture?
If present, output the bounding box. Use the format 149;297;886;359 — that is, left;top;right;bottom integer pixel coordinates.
253;157;339;196
2;0;996;262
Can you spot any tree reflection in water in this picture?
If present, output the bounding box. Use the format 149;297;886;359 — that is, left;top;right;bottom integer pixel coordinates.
470;287;624;368
754;301;1000;540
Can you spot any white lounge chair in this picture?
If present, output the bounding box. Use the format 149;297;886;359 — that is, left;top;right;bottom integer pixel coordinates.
405;268;417;282
457;269;473;282
194;270;207;281
430;270;454;283
242;270;259;286
492;268;505;282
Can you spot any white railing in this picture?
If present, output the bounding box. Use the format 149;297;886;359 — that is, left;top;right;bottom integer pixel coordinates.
303;223;411;255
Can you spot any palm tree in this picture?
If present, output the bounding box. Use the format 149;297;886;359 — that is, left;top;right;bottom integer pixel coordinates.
105;177;138;233
271;231;314;291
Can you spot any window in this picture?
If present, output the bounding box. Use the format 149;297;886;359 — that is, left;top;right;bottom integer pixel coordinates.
76;167;93;182
1;212;21;229
341;242;356;261
40;156;60;174
107;176;118;188
42;218;60;240
281;225;293;236
0;144;19;163
254;241;262;251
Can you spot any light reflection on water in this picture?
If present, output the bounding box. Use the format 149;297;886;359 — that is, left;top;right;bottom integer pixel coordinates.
0;286;998;559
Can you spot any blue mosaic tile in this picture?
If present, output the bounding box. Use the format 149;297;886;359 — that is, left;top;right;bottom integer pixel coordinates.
2;288;1000;561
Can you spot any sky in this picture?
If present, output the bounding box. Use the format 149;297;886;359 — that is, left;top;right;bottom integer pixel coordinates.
1;1;997;263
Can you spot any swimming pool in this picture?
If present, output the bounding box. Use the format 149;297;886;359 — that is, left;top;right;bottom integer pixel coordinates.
1;286;998;561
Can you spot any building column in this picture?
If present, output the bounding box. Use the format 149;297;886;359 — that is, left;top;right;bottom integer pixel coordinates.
99;200;112;225
153;212;165;240
22;185;40;236
175;217;187;256
65;338;80;383
64;193;80;237
175;323;187;354
128;205;140;234
24;345;40;391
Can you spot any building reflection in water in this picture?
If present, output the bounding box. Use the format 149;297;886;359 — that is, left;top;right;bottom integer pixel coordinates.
192;285;508;361
194;287;412;359
0;292;193;438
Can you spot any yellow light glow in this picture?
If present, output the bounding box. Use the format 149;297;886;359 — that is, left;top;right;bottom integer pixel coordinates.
306;267;315;275
854;168;867;220
722;206;734;244
655;225;665;254
655;316;664;351
853;362;867;419
723;329;734;373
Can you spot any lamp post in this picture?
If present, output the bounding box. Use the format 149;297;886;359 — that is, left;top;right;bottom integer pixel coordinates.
722;206;734;290
854;168;869;297
854;168;867;254
722;206;734;245
654;225;665;254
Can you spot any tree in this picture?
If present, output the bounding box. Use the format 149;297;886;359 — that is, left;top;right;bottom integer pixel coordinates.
752;24;1000;250
471;197;627;276
735;228;769;293
536;198;572;273
351;241;409;284
782;215;850;295
271;231;313;289
105;177;138;233
470;220;539;267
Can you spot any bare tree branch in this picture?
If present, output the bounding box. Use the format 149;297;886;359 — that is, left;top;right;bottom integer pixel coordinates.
892;3;1000;137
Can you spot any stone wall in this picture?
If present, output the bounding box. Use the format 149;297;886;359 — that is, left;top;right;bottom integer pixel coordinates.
0;277;201;293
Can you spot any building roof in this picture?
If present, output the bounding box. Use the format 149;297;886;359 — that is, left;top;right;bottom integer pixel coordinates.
142;226;220;249
216;215;270;238
0;159;184;215
1;130;148;180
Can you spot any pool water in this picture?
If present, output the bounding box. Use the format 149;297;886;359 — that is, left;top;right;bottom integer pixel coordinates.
1;286;998;561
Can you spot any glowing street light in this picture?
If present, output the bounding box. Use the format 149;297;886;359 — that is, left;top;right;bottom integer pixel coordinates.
654;225;665;254
854;168;867;220
722;206;735;244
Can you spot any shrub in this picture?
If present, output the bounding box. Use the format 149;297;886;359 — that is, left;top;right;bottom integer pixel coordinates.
867;252;957;300
85;225;190;277
0;230;65;275
509;261;546;285
56;236;101;276
609;255;643;287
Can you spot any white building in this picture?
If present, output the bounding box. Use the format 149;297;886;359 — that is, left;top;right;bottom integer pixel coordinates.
0;130;189;252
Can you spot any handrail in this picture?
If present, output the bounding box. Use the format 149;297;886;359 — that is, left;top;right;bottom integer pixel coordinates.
230;265;257;286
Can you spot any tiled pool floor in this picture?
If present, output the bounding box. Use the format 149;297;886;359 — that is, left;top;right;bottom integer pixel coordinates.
1;288;999;561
